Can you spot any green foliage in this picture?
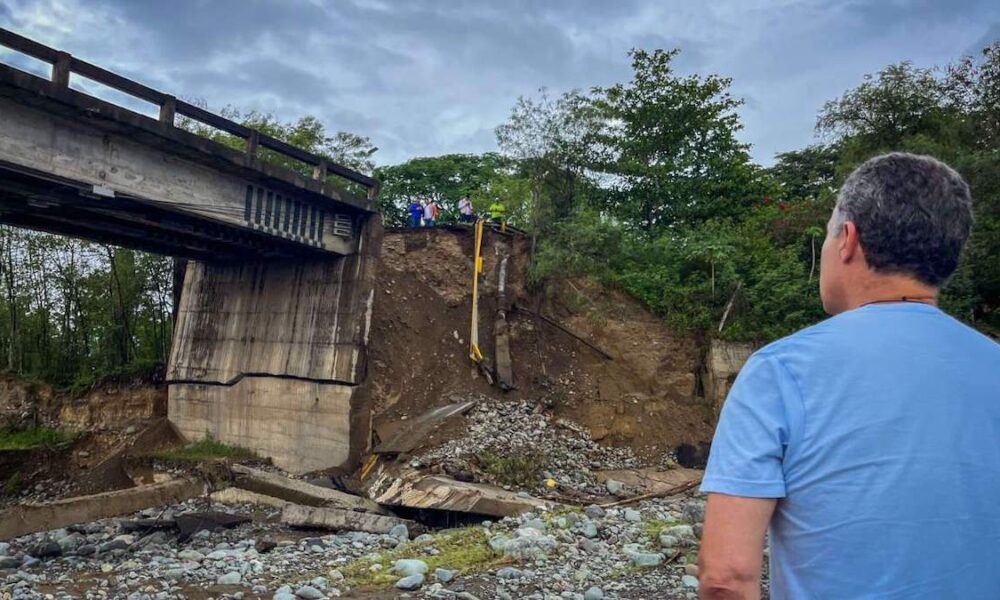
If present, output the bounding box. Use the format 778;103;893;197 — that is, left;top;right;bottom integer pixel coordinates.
153;434;256;462
642;518;680;545
474;449;545;489
587;48;765;231
771;145;840;201
0;427;75;450
340;527;506;588
523;41;1000;342
0;230;173;388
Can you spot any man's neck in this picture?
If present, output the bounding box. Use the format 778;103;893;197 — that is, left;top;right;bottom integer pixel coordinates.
844;274;939;311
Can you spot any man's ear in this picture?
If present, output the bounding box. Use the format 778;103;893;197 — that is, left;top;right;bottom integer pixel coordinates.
840;221;861;263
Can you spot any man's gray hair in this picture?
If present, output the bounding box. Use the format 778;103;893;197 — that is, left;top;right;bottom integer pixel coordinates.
833;152;973;287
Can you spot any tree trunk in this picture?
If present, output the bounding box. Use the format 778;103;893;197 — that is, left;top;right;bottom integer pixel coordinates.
809;237;817;284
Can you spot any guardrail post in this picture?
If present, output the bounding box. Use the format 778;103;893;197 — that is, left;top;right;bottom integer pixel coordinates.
51;51;71;88
245;130;260;166
159;95;176;126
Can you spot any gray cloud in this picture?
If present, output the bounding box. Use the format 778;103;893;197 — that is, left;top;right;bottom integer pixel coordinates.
969;22;1000;55
3;0;999;166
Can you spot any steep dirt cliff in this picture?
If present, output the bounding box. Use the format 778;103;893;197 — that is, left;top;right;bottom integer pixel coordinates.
368;227;714;460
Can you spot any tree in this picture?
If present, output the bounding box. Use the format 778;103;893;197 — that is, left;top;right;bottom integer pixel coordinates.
816;62;951;152
587;49;763;232
495;89;600;245
179;106;378;181
769;145;840;202
946;41;1000;149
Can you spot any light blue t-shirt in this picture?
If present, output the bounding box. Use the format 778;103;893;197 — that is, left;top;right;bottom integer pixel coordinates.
703;302;1000;599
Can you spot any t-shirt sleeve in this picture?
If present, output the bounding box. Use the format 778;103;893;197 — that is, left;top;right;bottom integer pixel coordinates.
701;352;797;498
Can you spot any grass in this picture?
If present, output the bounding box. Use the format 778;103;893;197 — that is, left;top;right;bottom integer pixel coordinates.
153;434;256;461
340;527;509;588
474;449;544;489
0;427;75;450
642;517;680;546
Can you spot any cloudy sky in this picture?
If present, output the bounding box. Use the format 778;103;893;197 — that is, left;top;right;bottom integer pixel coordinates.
2;0;998;166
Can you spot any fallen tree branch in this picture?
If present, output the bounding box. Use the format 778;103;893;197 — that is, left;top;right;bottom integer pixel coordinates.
599;478;702;508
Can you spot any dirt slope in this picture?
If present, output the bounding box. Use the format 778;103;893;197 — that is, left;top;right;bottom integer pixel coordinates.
368;227;714;460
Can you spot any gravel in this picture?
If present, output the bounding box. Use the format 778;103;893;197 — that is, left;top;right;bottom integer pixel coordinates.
419;400;655;495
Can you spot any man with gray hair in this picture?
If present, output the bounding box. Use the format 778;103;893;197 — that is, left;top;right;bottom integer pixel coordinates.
697;153;1000;599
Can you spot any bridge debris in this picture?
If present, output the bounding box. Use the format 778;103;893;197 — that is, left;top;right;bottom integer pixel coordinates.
0;477;206;540
595;467;704;497
363;467;557;518
230;465;385;514
209;487;293;509
280;504;414;535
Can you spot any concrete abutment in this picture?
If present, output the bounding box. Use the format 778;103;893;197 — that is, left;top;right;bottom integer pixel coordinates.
167;217;382;474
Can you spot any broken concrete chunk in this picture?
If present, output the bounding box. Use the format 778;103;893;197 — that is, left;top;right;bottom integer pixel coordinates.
231;465;384;514
364;467;557;518
280;504;414;536
210;487;292;509
0;478;206;541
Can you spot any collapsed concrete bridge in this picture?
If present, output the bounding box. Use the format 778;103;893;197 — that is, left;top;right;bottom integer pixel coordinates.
0;29;382;473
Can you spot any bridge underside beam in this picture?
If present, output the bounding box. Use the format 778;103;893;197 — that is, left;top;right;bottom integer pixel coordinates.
0;162;324;260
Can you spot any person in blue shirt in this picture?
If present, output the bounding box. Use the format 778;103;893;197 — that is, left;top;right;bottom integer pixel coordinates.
699;153;1000;600
407;199;423;228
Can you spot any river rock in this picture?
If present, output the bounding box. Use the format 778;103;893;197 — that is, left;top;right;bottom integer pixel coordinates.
391;558;429;577
395;573;425;590
584;587;604;600
294;585;324;599
216;571;241;585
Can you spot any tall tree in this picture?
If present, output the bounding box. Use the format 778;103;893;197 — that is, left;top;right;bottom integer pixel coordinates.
495;89;599;244
588;49;762;232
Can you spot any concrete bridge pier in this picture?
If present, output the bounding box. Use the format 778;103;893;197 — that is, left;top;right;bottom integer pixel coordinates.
167;217;383;474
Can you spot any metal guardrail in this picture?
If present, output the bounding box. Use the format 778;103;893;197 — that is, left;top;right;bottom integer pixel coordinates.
0;27;378;192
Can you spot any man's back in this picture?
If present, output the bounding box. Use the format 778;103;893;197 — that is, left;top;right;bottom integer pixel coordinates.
703;302;1000;598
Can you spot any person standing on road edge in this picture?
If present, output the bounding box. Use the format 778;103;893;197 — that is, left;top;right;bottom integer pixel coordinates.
489;199;506;225
423;197;438;228
698;152;1000;600
408;198;422;228
459;196;475;223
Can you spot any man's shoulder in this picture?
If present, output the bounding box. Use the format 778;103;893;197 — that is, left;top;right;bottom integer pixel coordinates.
753;315;844;362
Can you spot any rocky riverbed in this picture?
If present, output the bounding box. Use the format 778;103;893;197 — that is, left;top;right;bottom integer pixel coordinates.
0;490;747;600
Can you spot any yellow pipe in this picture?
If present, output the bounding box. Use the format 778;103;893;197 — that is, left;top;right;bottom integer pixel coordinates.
470;219;484;362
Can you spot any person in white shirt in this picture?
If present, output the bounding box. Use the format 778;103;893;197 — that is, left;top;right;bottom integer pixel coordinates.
423;198;438;227
458;196;475;223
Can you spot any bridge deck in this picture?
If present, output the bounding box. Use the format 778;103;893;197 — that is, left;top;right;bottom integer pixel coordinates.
0;28;378;259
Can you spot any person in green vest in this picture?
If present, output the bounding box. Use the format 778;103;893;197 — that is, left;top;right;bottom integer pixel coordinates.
488;199;506;225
